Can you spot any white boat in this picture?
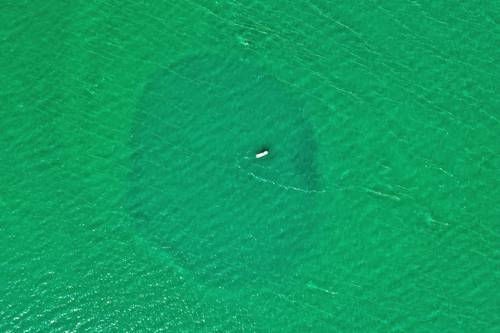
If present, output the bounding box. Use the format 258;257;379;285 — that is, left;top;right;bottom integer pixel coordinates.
255;150;269;159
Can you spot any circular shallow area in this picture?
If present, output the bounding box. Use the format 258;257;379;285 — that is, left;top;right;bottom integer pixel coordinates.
127;55;321;285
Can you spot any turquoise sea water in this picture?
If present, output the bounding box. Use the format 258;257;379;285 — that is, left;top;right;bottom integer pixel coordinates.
1;1;499;331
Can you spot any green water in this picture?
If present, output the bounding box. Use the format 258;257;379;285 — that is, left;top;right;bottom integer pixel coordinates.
1;1;499;331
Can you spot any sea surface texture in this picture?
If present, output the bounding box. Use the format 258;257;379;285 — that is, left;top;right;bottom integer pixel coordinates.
1;1;499;332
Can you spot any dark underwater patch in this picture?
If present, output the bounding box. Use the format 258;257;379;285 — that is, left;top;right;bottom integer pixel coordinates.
128;55;321;284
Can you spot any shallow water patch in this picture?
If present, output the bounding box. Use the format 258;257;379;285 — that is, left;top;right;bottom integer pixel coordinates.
127;55;322;284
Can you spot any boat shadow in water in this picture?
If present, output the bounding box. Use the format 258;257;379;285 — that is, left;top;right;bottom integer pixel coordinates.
127;54;323;286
